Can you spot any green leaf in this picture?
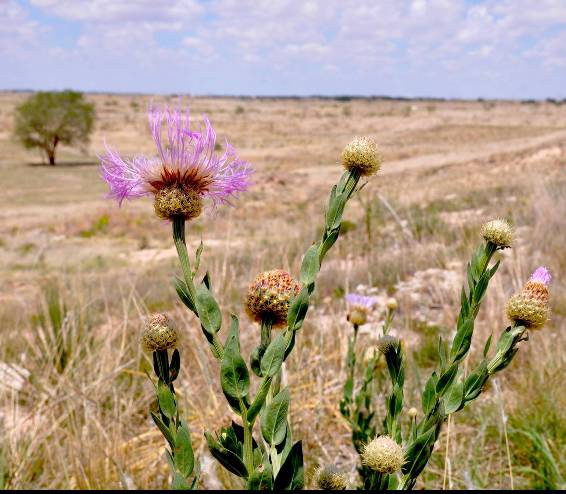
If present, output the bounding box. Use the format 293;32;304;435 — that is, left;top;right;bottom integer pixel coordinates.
246;462;273;490
442;379;464;415
464;361;488;402
195;284;222;334
205;432;248;479
247;377;272;423
171;472;190;490
158;380;176;419
261;388;290;446
151;411;174;448
300;244;320;286
319;228;340;262
174;277;195;312
483;335;493;357
402;427;436;478
174;422;195;478
170;349;181;382
326;193;347;230
287;287;309;331
260;333;287;378
274;440;304;490
422;374;438;415
193;241;204;275
450;317;474;362
220;316;250;401
436;362;459;396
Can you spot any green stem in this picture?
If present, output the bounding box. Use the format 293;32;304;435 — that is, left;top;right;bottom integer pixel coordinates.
172;216;196;300
241;404;254;475
172;215;224;360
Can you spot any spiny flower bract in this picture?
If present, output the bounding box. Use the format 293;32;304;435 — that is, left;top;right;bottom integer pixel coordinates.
315;465;348;490
245;270;301;326
341;136;382;177
481;219;513;248
361;435;405;474
100;107;252;220
141;313;178;352
506;266;551;330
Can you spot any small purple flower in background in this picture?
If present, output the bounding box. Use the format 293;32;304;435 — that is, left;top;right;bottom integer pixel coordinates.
345;293;378;326
529;266;551;286
99;107;252;220
345;294;378;310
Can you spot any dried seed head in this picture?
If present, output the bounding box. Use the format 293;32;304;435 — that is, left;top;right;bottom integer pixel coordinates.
506;267;551;330
154;186;203;221
386;297;398;311
245;270;300;326
141;313;179;352
341;136;382;177
315;465;348;490
377;335;399;355
361;435;405;474
363;346;387;369
481;219;513;248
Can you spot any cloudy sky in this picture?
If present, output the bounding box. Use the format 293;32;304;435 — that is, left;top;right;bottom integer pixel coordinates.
1;0;565;98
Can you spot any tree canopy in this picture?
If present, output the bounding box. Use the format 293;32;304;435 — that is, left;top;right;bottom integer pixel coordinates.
14;90;95;165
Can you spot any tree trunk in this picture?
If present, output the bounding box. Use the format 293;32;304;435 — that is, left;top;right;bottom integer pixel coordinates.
48;151;55;166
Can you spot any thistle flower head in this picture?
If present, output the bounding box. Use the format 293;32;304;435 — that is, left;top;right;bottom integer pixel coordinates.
377;334;399;355
341;136;382;177
481;219;513;248
100;107;252;220
506;266;551;330
345;293;377;326
314;465;348;490
245;270;300;326
361;435;405;474
141;313;178;352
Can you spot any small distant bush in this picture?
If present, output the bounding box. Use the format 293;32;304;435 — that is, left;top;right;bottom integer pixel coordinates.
235;105;245;114
14;90;95;165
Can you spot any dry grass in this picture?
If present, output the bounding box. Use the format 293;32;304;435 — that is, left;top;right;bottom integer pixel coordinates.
0;92;564;489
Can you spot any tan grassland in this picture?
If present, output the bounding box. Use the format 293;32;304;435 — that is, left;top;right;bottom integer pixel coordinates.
0;91;564;489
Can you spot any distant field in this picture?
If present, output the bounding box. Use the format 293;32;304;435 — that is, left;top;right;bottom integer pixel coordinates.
0;92;564;489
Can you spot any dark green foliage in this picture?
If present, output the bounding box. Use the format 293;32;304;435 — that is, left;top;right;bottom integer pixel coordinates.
14;90;95;165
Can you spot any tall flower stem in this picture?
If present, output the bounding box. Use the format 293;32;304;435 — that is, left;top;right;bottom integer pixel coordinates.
172;215;224;359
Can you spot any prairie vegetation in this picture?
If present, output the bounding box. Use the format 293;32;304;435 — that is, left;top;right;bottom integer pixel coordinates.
0;92;564;489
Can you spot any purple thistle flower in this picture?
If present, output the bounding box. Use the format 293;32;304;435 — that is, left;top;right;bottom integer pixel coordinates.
530;266;551;286
345;293;378;309
99;107;252;209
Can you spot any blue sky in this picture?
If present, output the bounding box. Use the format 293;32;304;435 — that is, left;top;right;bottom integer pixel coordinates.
1;0;565;98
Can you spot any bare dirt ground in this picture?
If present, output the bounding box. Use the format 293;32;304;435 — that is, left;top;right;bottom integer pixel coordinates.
0;92;564;489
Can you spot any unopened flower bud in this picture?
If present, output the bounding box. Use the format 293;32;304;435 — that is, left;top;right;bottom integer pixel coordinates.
377;335;399;355
315;465;348;490
245;270;300;326
154;186;203;221
481;219;513;248
408;407;418;418
345;294;377;327
141;313;179;352
361;435;404;474
386;297;398;311
506;267;551;330
341;136;382;177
